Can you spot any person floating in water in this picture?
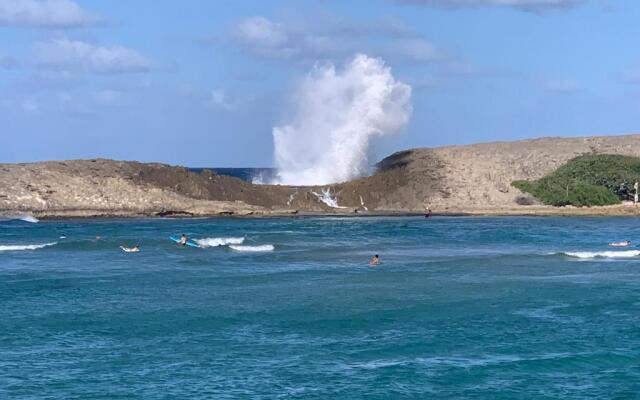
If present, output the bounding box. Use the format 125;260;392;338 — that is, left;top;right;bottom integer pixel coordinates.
609;240;631;247
120;245;140;253
178;234;188;246
370;254;380;266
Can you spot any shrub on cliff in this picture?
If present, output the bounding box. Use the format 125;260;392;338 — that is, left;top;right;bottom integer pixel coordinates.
512;154;640;207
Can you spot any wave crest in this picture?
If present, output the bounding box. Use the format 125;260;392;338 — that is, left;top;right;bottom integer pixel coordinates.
0;242;57;252
195;237;245;248
229;244;274;252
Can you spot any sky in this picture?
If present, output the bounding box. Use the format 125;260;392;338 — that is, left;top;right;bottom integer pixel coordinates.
1;0;639;166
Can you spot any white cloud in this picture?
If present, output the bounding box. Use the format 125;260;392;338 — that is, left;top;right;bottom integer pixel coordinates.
204;89;236;111
396;0;586;13
35;38;150;74
389;38;439;62
0;0;100;28
229;16;439;63
231;16;297;59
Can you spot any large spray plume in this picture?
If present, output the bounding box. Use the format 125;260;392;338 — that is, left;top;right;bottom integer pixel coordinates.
271;54;412;186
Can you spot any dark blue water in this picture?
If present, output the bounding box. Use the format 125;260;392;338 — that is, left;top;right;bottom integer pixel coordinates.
2;216;640;398
190;168;276;183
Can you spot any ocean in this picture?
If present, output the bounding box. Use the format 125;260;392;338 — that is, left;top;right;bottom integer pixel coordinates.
2;216;640;398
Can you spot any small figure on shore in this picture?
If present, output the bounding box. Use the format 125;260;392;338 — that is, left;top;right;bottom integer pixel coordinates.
609;240;631;247
179;234;188;246
120;245;140;253
370;254;380;266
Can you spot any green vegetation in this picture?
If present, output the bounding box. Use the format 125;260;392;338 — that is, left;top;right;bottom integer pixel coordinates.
512;154;640;207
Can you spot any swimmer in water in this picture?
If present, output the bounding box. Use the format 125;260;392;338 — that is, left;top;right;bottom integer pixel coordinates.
369;254;380;266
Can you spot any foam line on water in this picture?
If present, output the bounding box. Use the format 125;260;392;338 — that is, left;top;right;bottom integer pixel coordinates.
195;237;245;248
0;242;57;252
561;250;640;259
229;244;275;252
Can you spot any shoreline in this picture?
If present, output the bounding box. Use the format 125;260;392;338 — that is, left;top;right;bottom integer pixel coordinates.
6;204;640;221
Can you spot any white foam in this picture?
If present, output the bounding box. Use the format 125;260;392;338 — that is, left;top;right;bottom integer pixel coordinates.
195;237;245;248
0;242;57;252
271;53;412;185
229;244;275;252
562;250;640;259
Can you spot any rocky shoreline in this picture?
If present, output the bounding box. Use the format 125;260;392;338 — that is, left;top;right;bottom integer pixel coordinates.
3;134;640;219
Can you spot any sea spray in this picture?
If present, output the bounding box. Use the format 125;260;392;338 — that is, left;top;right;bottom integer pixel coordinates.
0;212;39;223
272;54;412;185
311;188;347;209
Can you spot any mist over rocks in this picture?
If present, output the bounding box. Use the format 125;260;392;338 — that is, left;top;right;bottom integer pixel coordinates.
3;134;640;218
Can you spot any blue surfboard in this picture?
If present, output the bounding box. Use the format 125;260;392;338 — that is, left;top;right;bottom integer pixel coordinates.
169;236;201;248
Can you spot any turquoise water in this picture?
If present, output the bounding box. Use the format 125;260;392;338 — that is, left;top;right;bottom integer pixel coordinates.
2;216;640;399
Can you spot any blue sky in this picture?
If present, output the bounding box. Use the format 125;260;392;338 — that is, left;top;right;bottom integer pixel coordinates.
1;0;638;166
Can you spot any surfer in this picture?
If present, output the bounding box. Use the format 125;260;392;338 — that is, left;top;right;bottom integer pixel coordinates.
370;254;380;266
120;245;140;253
609;240;631;247
179;234;188;246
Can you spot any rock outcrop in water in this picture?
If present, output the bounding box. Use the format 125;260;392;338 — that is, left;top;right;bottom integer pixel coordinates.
3;134;640;218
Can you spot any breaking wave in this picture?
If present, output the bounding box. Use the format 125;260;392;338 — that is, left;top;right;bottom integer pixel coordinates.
195;237;245;248
271;53;412;185
0;242;57;252
561;250;640;259
229;244;275;252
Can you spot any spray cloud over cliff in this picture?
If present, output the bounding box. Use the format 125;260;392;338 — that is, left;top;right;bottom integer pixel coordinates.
271;54;412;185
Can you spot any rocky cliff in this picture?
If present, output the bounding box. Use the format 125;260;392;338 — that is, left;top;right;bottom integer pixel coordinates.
3;134;640;218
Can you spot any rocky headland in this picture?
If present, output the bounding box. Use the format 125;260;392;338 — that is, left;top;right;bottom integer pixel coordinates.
3;134;640;219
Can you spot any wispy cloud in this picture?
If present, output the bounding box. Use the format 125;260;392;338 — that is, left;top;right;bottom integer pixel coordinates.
228;15;440;63
34;38;150;74
203;89;237;111
0;0;101;28
396;0;587;14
